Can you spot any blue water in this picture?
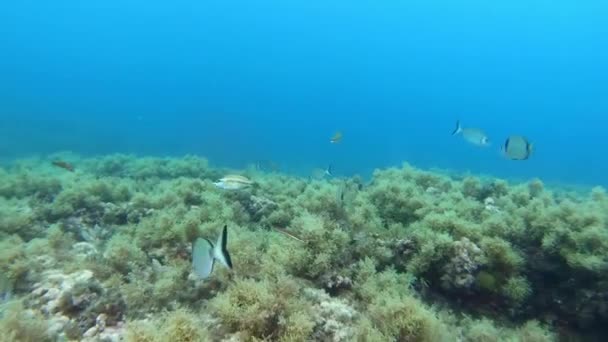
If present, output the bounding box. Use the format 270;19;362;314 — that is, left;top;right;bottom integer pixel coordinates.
1;1;607;186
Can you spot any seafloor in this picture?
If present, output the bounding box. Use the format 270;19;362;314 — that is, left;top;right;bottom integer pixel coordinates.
1;154;607;342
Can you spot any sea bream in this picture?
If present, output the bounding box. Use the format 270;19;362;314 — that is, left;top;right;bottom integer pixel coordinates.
214;175;254;190
502;135;534;160
452;121;490;146
192;225;233;279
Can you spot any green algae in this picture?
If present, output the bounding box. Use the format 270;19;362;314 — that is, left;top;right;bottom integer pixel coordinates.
1;154;606;340
0;301;51;342
125;307;211;342
476;270;497;293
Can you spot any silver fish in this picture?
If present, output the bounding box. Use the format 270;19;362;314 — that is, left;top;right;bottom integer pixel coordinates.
311;165;333;180
452;121;489;146
214;175;254;190
192;225;232;279
502;135;533;160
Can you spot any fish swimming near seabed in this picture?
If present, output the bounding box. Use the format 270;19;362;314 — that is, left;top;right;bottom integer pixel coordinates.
192;225;233;279
273;226;305;243
452;121;490;146
310;164;334;180
214;175;254;190
52;160;75;172
336;179;362;207
325;164;333;177
502;135;534;160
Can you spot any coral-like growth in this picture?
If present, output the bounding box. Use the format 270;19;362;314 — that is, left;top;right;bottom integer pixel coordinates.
30;269;125;339
441;237;486;291
303;288;358;341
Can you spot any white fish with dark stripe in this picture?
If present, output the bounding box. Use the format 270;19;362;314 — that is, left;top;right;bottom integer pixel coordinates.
452;120;490;146
192;225;233;279
502;135;534;160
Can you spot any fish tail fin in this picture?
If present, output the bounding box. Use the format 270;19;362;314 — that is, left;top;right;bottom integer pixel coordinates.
213;225;233;269
452;120;462;135
325;164;333;177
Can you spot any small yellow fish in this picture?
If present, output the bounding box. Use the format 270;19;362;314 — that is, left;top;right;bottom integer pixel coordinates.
330;131;343;144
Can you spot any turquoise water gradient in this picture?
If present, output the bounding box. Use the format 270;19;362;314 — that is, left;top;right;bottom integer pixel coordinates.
1;1;607;185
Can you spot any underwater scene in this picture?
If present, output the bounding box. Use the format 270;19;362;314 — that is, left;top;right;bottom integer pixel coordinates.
1;1;608;342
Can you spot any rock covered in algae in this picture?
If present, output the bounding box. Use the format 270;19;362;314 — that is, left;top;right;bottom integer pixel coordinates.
1;154;601;340
303;288;358;341
441;238;486;290
30;269;125;340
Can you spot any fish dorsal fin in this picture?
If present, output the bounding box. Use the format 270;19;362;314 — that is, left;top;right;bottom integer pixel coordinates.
213;225;233;269
192;238;215;279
